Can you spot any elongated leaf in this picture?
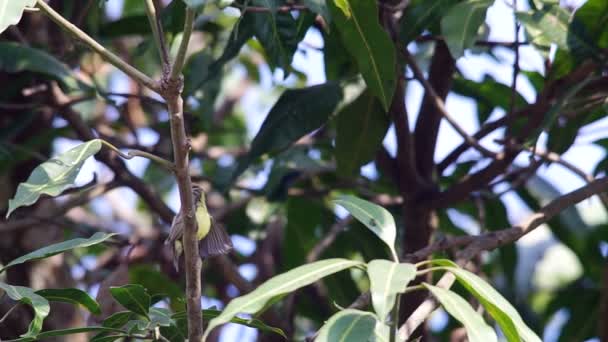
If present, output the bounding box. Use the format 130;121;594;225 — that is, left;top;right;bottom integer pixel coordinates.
423;284;498;342
0;0;36;34
34;327;125;339
316;309;377;342
440;266;541;342
0;282;50;337
248;0;299;72
0;42;81;89
329;0;396;110
0;232;116;273
6;139;103;218
36;288;101;314
333;195;398;259
400;0;458;44
441;0;492;59
203;259;362;339
368;260;416;321
335;90;390;176
231;78;365;181
109;284;151;318
517;6;569;49
172;309;286;338
102;311;135;328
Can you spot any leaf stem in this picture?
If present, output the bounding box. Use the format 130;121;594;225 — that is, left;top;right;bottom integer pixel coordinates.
144;0;169;65
35;0;160;93
390;294;400;342
170;7;195;81
0;303;20;323
99;140;175;171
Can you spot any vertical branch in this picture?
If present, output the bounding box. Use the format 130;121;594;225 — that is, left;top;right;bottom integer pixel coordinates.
35;0;160;93
509;0;521;117
170;8;195;81
161;7;201;341
165;91;202;340
144;0;170;65
411;41;455;182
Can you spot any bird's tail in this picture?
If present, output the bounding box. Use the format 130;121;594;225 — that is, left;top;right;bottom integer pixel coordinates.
199;223;233;258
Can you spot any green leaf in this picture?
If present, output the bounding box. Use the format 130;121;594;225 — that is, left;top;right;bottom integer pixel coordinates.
173;309;287;338
517;3;602;63
441;0;493;59
102;311;136;328
452;75;529;124
0;0;36;34
231;78;365;181
329;0;396;110
367;260;416;321
571;0;608;50
440;266;541;342
6;139;103;218
202;258;362;340
335;90;390;176
247;0;299;72
333;195;398;259
333;0;350;17
400;0;458;44
34;327;126;339
0;42;81;90
0;232;116;273
149;307;174;327
316;309;377;342
0;282;50;337
109;284;151;318
423;284;498;342
182;0;207;9
36;288;101;315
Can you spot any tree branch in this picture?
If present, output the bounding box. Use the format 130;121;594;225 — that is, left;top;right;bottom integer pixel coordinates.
36;0;159;93
399;176;608;337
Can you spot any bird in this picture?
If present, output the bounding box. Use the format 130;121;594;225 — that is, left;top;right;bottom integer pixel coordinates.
166;184;233;270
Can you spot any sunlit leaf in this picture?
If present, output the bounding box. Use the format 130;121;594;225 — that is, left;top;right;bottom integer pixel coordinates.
203;259;362;339
0;282;49;337
440;266;541;342
367;260;416;321
316;309;377;342
36;288;101;315
6;139;102;218
0;0;36;34
424;284;498;342
333;195;398;259
0;232;117;273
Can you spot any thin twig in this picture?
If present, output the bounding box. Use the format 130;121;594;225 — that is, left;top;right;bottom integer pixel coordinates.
509;0;521;117
144;0;169;64
403;50;496;159
100;140;175;171
170;8;195;82
35;0;160;93
0;303;21;324
398;176;608;338
306;217;352;263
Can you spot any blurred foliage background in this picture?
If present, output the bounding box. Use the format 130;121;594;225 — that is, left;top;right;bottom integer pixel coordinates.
0;0;607;341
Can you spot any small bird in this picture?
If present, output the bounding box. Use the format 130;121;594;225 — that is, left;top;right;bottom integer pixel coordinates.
166;185;233;270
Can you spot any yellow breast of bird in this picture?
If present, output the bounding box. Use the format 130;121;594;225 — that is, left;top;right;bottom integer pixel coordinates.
195;205;212;240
